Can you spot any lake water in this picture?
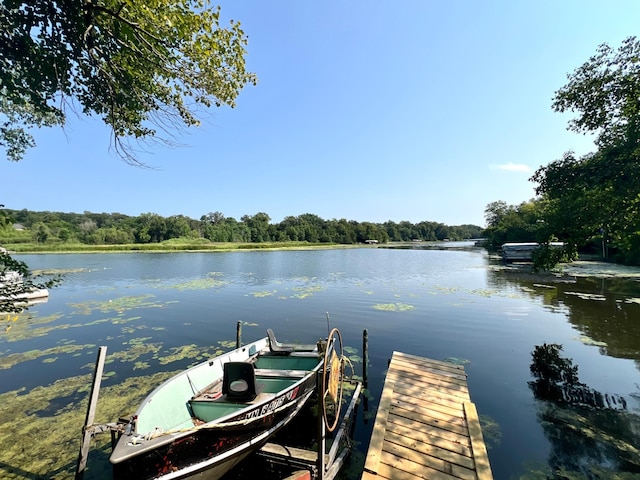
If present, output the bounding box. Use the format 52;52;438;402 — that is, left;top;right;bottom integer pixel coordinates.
1;245;640;479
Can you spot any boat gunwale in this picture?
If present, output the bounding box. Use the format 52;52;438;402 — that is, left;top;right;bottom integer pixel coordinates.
110;337;322;465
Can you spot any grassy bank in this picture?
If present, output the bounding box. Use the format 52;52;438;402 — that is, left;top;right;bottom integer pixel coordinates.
2;240;360;253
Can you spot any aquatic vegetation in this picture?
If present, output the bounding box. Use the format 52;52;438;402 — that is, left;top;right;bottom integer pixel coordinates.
443;356;471;366
69;294;164;315
3;301;170;344
531;403;640;478
469;288;527;300
343;346;362;365
0;370;179;479
32;267;90;275
155;344;201;365
113;315;142;324
575;335;607;347
153;344;228;366
105;341;162;365
1;312;66;342
478;414;502;449
470;288;499;297
435;286;459;294
371;303;415;312
3;313;18;333
248;290;277;297
0;344;92;370
290;284;326;299
217;340;236;349
161;276;229;290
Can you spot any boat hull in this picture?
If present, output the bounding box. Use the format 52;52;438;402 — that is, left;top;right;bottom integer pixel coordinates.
110;336;321;480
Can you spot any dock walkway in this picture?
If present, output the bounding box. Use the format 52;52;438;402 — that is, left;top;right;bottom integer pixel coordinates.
362;351;493;480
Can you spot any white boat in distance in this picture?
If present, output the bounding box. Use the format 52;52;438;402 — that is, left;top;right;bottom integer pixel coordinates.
501;242;565;262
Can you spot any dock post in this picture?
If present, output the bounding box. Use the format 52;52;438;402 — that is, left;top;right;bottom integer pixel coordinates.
362;329;368;389
362;329;369;424
75;346;108;480
236;321;242;348
316;370;325;480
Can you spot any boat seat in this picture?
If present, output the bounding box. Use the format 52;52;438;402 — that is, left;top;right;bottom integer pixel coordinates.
266;328;294;356
222;362;263;402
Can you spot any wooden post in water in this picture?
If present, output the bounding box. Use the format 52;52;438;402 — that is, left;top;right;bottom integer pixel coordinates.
316;369;325;480
362;329;368;389
75;346;107;480
236;321;242;349
362;329;369;424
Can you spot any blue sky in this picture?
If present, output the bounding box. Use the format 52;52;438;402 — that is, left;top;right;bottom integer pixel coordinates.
1;1;638;227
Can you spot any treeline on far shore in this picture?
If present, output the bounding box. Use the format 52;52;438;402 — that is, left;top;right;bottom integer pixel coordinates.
0;209;484;249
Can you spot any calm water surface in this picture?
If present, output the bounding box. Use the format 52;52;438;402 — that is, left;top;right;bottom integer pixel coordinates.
2;245;639;479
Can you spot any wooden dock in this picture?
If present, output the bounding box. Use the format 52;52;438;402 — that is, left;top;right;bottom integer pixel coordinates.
362;351;493;480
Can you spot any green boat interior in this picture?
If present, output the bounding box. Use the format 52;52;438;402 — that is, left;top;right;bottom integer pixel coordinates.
187;353;320;424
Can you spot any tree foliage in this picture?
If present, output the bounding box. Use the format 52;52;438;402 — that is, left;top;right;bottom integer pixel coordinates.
482;199;547;249
0;208;484;248
530;37;640;264
1;0;256;163
0;208;59;313
553;37;640;151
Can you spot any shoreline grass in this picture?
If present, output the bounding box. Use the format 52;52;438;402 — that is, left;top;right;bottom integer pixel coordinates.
3;241;367;254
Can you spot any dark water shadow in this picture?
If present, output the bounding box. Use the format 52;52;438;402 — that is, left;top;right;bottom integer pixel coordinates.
527;343;640;478
488;264;640;364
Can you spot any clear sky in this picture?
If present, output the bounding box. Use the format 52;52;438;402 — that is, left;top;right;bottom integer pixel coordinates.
1;1;638;227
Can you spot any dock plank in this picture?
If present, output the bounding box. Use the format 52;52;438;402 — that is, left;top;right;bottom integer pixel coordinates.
385;365;470;395
363;351;493;480
393;351;466;371
390;357;469;384
384;372;470;404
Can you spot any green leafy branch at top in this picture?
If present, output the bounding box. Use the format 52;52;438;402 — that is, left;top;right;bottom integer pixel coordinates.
0;0;257;164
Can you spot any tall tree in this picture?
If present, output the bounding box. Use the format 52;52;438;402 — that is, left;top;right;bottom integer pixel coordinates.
553;37;640;151
1;0;256;164
533;37;640;262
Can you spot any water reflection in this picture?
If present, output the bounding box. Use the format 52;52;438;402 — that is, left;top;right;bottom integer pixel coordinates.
529;343;626;409
487;264;640;363
528;343;640;478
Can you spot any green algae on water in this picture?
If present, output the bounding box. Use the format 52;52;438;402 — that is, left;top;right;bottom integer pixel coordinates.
158;277;230;291
290;284;326;299
371;303;415;312
248;290;277;297
0;370;180;479
0;344;93;370
68;294;164;315
442;356;471;366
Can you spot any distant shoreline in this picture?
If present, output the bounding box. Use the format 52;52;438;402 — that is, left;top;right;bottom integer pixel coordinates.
6;242;371;254
5;240;478;254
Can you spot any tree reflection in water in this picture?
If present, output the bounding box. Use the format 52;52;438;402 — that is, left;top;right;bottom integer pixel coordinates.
527;344;640;478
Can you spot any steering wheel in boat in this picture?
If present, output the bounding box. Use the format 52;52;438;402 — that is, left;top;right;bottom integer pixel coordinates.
321;327;344;432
